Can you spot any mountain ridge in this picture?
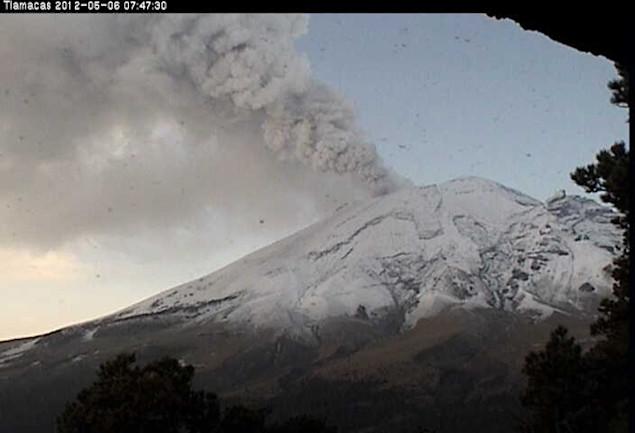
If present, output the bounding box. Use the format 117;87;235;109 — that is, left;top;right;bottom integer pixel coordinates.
0;176;621;433
67;176;620;342
0;177;619;352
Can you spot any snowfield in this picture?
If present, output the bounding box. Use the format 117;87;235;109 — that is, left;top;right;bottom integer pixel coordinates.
111;177;620;335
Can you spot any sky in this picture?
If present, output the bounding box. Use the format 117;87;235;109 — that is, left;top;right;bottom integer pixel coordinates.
0;14;628;341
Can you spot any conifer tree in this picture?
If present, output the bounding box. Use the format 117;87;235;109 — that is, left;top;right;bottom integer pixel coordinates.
520;63;630;433
57;353;220;433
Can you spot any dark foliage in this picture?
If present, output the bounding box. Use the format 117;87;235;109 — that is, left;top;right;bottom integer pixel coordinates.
607;63;629;109
217;406;337;433
269;415;337;433
571;142;630;229
519;327;587;432
572;64;630;432
217;404;270;433
57;353;220;433
520;64;630;433
57;352;337;433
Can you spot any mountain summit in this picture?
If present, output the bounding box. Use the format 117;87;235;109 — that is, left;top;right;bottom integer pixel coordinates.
114;176;620;335
0;177;622;433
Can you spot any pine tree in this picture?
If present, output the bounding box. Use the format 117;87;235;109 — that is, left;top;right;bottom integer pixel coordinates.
57;352;339;433
607;64;629;109
520;63;630;433
269;415;338;433
571;138;629;360
520;326;586;433
218;405;270;433
57;353;220;433
570;62;630;433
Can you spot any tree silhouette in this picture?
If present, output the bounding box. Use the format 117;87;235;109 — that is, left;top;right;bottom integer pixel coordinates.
57;353;220;433
269;415;337;433
57;352;338;433
520;326;586;432
218;405;269;433
570;64;630;432
520;63;630;433
607;63;629;109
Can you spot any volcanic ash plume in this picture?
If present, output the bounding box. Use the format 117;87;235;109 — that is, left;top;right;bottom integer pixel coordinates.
149;14;400;195
0;13;403;251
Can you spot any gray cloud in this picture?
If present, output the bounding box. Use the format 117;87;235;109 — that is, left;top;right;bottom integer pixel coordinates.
0;14;403;254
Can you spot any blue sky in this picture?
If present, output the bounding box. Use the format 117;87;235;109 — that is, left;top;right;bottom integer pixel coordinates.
0;14;627;340
297;14;627;201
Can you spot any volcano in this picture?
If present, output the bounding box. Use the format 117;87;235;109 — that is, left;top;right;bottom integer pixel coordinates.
113;176;619;330
0;177;621;433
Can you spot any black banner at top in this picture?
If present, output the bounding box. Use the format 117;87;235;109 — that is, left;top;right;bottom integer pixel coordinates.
0;2;481;13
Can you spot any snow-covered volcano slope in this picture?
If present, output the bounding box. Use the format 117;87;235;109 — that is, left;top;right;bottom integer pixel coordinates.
115;177;621;333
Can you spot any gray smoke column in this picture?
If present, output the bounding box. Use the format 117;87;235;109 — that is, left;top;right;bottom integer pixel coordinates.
0;14;406;336
148;14;399;195
0;13;404;251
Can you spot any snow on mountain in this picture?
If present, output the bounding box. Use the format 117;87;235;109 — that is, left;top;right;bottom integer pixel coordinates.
110;176;621;336
0;337;41;366
0;177;621;433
